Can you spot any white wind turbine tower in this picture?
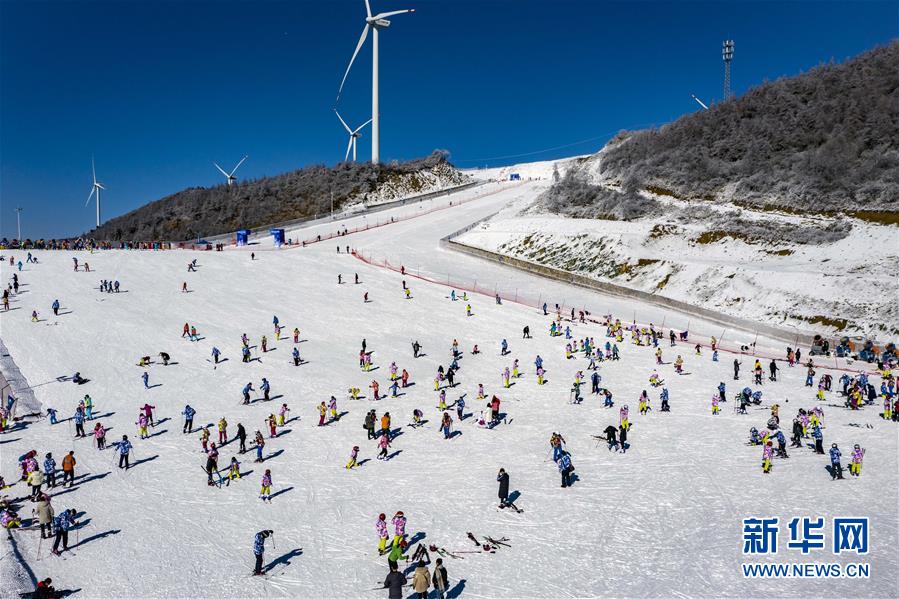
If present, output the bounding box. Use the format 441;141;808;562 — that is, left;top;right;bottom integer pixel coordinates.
86;157;106;228
213;155;248;186
335;109;373;162
337;0;414;164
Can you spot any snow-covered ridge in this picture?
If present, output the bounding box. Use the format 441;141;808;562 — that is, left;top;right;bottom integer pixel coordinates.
347;161;472;209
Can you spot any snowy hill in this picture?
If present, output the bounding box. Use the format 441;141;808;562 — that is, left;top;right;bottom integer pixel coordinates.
0;183;896;598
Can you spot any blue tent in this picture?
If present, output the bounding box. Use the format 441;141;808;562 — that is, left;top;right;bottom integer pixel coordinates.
270;228;285;246
236;229;251;246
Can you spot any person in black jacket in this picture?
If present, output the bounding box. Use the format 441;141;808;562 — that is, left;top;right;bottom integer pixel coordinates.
603;425;618;451
769;360;778;381
384;562;407;599
497;468;509;507
432;558;449;599
790;418;803;448
236;423;247;453
619;424;628;453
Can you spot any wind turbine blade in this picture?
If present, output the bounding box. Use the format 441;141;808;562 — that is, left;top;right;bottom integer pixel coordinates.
86;187;96;206
92;156;97;184
353;118;373;134
345;137;354;161
337;24;370;101
213;162;230;177
230;155;248;176
96;183;106;190
364;0;372;18
334;109;353;134
372;9;414;19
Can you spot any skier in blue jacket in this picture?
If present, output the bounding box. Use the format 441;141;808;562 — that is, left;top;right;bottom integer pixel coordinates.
253;530;273;575
558;452;574;488
242;383;254;405
117;435;132;469
182;404;196;433
52;509;77;555
43;453;57;488
829;443;843;480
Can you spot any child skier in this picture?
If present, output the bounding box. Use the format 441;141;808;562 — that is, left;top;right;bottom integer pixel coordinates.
849;444;865;476
136;413;149;439
377;434;391;460
218;417;228;444
762;441;774;473
376;513;390;554
260;469;272;501
228;457;241;481
346;446;359;469
329;396;339;421
391;511;407;548
441;412;453;439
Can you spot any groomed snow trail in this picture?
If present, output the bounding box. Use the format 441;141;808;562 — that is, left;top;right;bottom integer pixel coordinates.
0;183;896;598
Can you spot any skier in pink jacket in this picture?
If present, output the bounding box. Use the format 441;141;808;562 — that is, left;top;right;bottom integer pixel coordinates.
391;511;406;548
849;444;865;476
762;441;774;473
376;513;389;553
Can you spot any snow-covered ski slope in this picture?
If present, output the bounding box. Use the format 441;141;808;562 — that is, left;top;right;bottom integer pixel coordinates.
1;180;896;598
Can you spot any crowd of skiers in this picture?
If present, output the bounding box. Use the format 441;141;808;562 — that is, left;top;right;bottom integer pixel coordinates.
2;249;895;597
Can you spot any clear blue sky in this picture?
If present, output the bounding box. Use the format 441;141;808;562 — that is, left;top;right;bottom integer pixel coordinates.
1;0;895;239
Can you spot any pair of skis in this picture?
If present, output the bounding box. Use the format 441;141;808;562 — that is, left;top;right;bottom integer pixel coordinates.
466;532;511;551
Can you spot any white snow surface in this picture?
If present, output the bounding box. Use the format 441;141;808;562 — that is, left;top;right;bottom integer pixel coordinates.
463;156;588;182
1;181;897;598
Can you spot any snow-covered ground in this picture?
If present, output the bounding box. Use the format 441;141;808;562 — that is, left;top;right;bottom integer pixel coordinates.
464;156;589;182
1;182;896;598
457;161;899;341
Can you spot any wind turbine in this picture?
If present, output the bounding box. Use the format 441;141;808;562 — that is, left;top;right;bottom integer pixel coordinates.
86;157;105;228
213;155;248;186
335;109;373;162
15;207;23;240
336;0;415;164
691;94;710;110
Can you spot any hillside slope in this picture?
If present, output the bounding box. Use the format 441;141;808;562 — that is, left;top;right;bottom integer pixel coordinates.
87;152;469;241
547;42;898;220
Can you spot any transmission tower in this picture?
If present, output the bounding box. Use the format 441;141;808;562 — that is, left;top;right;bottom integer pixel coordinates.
722;40;734;101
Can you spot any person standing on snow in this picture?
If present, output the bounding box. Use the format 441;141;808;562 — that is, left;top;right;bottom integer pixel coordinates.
235;422;247;453
376;513;390;554
383;562;407;599
141;403;155;427
51;508;77;555
849;444;865;476
182;404;196;433
829;443;843;479
412;561;431;598
558;451;574;487
496;468;510;508
253;530;273;575
117;435;133;469
431;558;449;599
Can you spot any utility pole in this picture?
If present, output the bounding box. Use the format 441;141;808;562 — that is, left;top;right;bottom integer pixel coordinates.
15;207;23;240
722;40;734;101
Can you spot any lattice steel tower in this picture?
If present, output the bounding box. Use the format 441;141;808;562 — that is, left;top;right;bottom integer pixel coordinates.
722;40;734;101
